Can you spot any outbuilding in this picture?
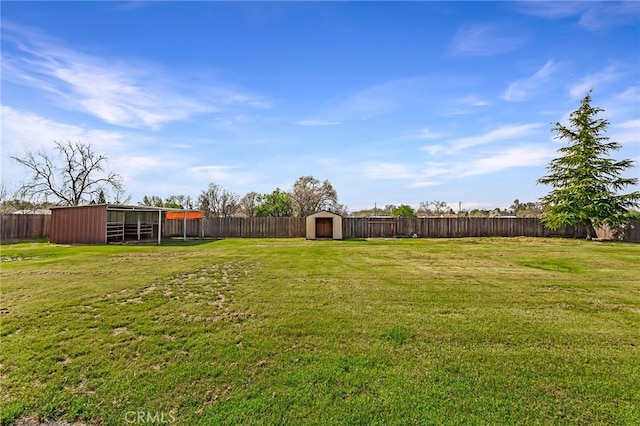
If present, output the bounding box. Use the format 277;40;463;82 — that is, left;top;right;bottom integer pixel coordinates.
306;211;343;240
49;204;202;244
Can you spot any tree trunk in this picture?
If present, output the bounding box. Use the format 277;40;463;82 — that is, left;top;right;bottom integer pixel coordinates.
585;222;594;240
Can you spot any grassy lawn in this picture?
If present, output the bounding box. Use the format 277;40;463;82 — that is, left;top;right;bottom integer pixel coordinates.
1;238;639;425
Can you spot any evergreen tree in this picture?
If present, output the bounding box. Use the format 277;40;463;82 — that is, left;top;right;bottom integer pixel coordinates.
538;91;640;239
97;189;106;204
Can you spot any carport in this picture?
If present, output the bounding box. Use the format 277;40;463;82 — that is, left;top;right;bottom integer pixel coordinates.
49;204;202;244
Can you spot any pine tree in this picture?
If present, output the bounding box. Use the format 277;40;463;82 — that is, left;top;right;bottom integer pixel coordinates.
538;91;640;239
97;189;106;204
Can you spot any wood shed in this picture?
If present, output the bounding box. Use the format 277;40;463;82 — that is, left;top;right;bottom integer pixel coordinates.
49;204;202;244
306;211;343;240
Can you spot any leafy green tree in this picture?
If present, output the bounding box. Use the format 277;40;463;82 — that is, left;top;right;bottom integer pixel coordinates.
391;204;416;218
628;210;640;221
538;91;640;239
255;188;293;217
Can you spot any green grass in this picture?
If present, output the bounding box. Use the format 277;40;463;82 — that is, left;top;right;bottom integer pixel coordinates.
1;238;639;425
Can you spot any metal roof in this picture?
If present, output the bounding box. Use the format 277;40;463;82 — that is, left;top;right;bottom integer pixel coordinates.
49;204;200;213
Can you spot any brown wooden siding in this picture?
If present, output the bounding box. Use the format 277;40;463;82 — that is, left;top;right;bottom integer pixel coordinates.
50;205;107;244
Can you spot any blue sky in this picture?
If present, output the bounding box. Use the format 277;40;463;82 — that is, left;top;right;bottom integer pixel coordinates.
2;1;639;212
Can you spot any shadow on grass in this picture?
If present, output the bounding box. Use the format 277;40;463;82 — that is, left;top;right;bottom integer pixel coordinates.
119;238;224;247
0;238;50;246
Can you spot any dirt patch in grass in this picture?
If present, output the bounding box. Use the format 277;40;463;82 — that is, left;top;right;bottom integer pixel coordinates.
15;418;94;426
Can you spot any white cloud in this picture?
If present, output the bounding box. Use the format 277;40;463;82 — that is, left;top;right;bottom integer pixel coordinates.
117;156;162;172
419;162;450;178
458;95;489;107
569;65;621;99
0;106;197;196
611;119;640;146
617;119;640;130
206;87;272;110
578;2;640;30
295;120;341;126
419;128;445;140
322;76;431;122
613;87;640;103
460;145;555;177
449;24;526;56
515;1;586;19
406;181;442;189
421;145;447;155
170;144;193;149
0;106;125;154
1;22;268;130
449;123;545;151
363;162;416;179
341;77;422;120
503;60;559;101
188;165;237;181
187;165;255;186
516;1;640;31
441;95;491;116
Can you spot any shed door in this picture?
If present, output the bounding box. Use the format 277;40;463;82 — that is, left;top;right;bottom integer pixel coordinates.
316;218;333;239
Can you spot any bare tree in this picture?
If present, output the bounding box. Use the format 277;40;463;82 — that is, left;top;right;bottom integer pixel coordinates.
331;203;349;216
198;183;240;217
417;200;450;216
12;140;123;206
0;182;10;213
7;187;48;213
290;175;339;217
239;191;261;217
384;204;397;215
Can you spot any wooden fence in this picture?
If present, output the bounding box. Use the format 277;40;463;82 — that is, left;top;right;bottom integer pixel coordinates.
0;214;51;242
344;217;586;239
163;217;305;238
5;214;640;242
164;217;587;239
595;222;640;242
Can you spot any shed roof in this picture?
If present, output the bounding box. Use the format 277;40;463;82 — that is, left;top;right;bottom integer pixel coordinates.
306;210;343;218
49;204;199;213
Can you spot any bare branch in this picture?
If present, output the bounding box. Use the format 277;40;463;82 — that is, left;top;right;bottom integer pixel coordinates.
11;140;124;206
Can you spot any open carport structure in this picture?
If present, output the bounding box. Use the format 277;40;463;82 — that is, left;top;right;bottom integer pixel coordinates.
49;204;202;244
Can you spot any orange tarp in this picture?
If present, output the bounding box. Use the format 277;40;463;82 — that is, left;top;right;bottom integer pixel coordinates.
165;211;203;220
